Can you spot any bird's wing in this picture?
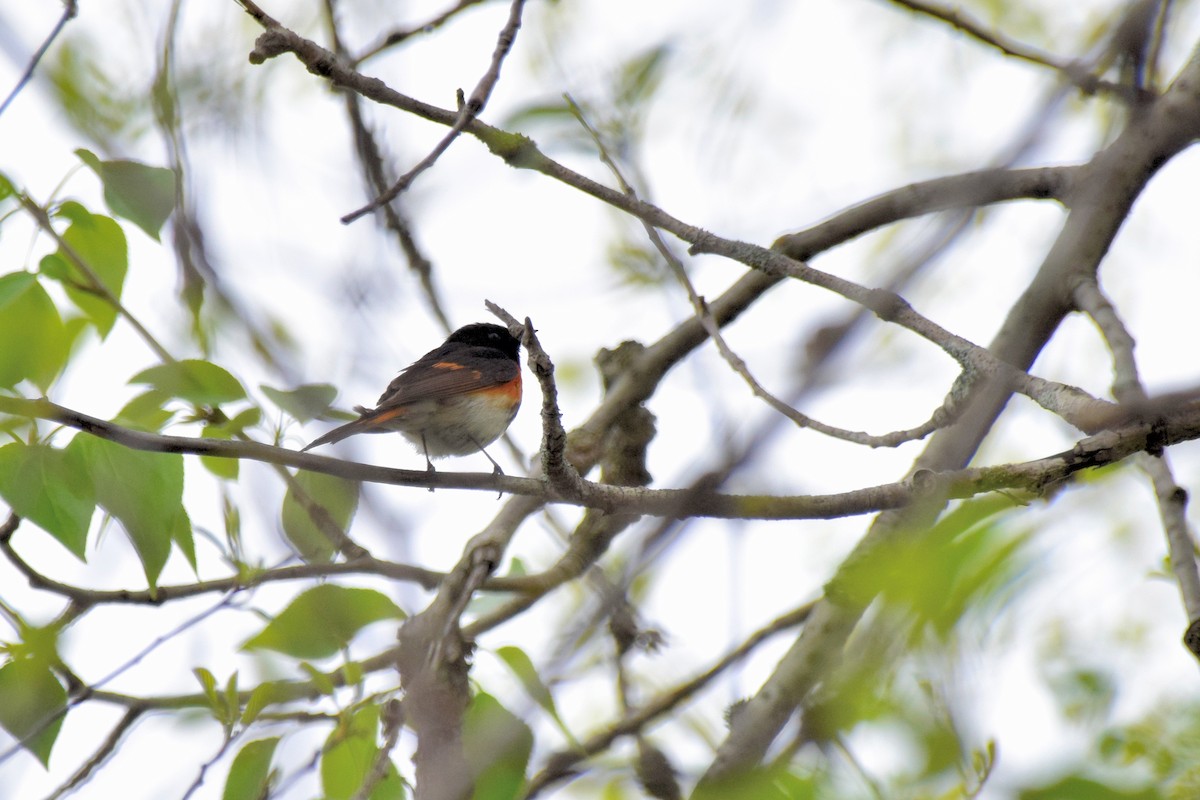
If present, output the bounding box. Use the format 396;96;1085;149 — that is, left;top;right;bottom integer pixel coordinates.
373;347;519;408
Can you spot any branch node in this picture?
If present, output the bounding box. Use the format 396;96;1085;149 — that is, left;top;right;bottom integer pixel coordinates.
249;29;290;64
865;287;910;321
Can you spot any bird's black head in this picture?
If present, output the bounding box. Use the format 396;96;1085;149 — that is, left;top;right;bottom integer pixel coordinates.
448;322;521;359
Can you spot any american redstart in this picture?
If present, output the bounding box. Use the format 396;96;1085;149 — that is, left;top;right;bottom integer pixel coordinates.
302;322;522;473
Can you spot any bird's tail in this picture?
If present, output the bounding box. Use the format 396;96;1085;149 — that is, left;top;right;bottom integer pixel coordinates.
301;418;369;452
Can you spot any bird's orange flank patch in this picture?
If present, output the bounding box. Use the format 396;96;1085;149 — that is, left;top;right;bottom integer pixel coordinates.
478;375;522;402
370;406;409;424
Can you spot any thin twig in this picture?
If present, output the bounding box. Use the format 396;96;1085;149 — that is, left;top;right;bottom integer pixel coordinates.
0;536;442;606
523;602;814;798
320;0;453;332
355;0;493;63
0;0;79;119
0;593;241;767
1074;278;1200;623
886;0;1128;98
566;95;963;449
341;0;529;223
179;728;244;800
41;708;142;800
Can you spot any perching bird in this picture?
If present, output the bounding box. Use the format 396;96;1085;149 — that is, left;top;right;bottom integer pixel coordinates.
302;323;521;474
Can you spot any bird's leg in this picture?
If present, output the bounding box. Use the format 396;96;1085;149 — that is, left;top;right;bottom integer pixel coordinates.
470;437;504;476
421;433;435;493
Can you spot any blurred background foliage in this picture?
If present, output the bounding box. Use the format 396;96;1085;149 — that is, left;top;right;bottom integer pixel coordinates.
0;1;1199;798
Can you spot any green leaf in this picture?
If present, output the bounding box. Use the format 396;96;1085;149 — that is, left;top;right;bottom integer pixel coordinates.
828;494;1027;635
74;435;189;588
319;706;405;800
223;407;262;434
0;658;67;767
114;389;176;431
261;383;337;423
201;426;237;480
171;504;197;573
300;663;337;696
0;272;69;391
194;667;220;710
281;470;359;563
616;43;672;107
692;766;818;800
240;680;291;727
495;646;571;740
76;149;177;241
39;203;128;338
1019;775;1159;800
130;359;246;406
463;693;533;800
243;585;404;660
0;443;94;559
370;763;406;800
222;736;280;800
499;100;575;131
321;706;380;800
14;624;62;666
200;407;262;479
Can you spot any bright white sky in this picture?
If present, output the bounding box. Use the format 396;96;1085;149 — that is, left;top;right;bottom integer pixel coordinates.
2;1;1200;798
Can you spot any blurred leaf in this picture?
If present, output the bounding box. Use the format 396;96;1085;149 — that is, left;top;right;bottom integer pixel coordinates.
800;654;897;743
194;667;220;710
1098;698;1200;792
372;765;407;800
242;584;404;660
500;99;575;131
39;202;128;338
74;435;189;589
495;646;572;740
1049;667;1116;724
241;681;292;727
171;504;197;573
321;705;405;800
918;712;963;776
830;494;1028;637
607;240;668;286
76;149;176;240
0;657;67;767
200;408;261;480
615;43;672;108
691;765;818;800
260;383;337;423
222;737;279;800
321;712;373;800
1019;775;1158;799
113;389;176;431
281;470;359;562
130;359;246;405
0;272;69;391
13;624;62;666
300;663;337;696
224;672;240;726
200;439;238;481
0;442;93;558
46;37;147;149
463;692;533;800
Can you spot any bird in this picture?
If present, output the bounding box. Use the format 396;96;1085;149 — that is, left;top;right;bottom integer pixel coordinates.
302;322;522;474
